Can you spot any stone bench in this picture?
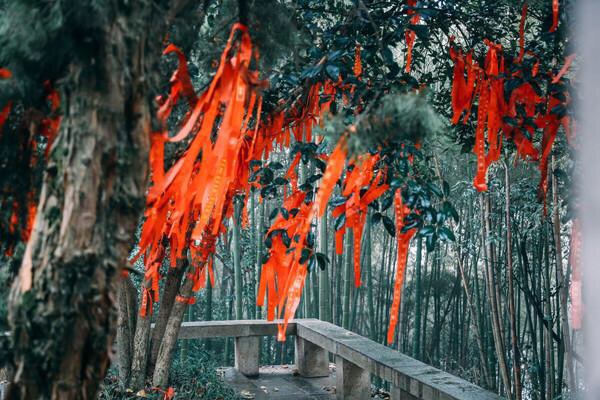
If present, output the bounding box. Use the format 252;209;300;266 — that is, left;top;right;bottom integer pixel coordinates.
177;319;503;400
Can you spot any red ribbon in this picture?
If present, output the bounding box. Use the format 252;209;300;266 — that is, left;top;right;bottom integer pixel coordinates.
175;295;196;305
550;0;559;32
517;3;528;63
387;191;416;344
404;0;420;73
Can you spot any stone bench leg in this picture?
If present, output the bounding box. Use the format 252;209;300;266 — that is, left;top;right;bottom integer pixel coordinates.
295;336;329;377
234;336;260;377
335;355;370;400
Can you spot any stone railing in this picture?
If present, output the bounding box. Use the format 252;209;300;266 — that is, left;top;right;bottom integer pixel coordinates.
177;318;503;400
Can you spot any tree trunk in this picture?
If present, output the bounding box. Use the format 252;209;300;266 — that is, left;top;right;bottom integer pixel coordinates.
456;240;492;387
249;193;257;319
255;198;265;319
6;13;152;397
365;213;376;339
342;229;353;329
116;275;137;387
130;282;153;390
232;200;243;320
147;260;186;377
152;276;194;388
412;237;423;358
503;161;522;400
318;211;331;322
481;194;512;397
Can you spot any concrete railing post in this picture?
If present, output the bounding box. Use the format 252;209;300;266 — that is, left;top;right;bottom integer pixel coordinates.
295;336;330;377
234;336;260;377
335;355;370;400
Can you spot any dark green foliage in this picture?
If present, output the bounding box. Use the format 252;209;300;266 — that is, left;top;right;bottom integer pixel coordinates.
0;0;577;397
318;92;443;156
99;351;238;399
0;0;111;104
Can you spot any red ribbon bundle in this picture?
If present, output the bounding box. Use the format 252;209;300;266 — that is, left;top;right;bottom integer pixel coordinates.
332;154;388;287
449;37;573;198
137;22;345;318
135;23;266;315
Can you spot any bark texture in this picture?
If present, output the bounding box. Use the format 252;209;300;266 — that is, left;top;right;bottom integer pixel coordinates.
116;276;137;387
5;3;166;398
147;260;186;377
152;277;194;387
130;283;153;390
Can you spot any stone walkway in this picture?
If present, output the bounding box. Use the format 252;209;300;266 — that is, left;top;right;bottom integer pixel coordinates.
220;365;336;399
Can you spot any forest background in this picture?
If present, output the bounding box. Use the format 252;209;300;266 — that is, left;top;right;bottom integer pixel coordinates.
0;1;579;400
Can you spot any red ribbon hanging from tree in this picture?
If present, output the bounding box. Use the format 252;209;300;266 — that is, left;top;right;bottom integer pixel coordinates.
386;191;417;344
518;3;528;63
550;0;559;32
404;0;421;73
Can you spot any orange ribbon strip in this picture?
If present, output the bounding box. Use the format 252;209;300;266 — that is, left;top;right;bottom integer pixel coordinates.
550;0;559;32
404;0;420;73
386;191;416;344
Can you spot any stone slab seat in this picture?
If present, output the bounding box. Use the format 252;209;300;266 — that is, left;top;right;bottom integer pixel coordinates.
176;319;297;339
168;319;503;400
295;319;503;400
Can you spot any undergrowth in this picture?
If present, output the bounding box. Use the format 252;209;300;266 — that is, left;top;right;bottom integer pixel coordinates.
99;349;238;400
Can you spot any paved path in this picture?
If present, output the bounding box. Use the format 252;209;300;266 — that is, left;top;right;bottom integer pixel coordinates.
220;365;336;399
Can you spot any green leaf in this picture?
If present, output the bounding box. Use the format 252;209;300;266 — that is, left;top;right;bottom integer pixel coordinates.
443;201;459;222
300;248;311;265
316;252;330;270
436;211;447;225
381;193;394;211
424;209;437;224
325;64;340;81
274;177;289;186
281;230;291;247
410;24;429;42
438;226;456;242
260;168;274;185
382;215;396;237
307;173;323;184
382;46;395;65
265;234;273;249
390;178;403;189
442;181;450;197
250;160;262;170
428;183;443;198
335;214;346;231
261;253;270;264
425;232;437;251
307;231;315;248
330;195;347;207
269;207;280;220
419;225;435;237
313;158;326;172
401;219;419;233
371;212;382;225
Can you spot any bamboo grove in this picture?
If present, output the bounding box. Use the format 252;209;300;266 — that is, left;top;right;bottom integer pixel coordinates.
0;0;578;399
